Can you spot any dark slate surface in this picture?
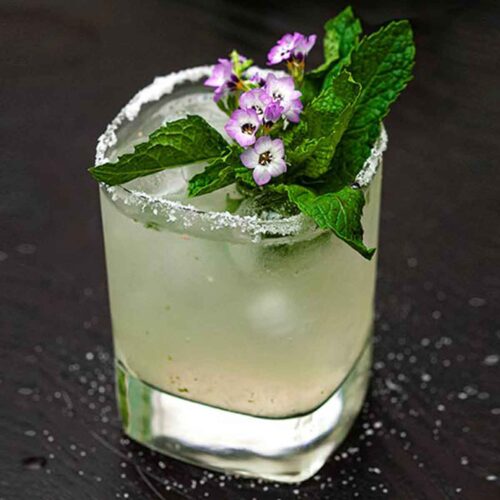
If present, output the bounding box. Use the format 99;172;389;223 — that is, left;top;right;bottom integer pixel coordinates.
1;1;499;498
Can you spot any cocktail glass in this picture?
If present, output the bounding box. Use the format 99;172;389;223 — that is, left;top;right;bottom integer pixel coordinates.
97;67;386;483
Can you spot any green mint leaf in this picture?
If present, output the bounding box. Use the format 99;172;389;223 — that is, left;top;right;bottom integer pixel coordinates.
329;7;362;61
321;7;363;86
282;119;307;149
287;137;320;164
187;148;241;197
300;77;321;105
323;17;340;63
235;166;257;190
328;20;415;185
288;71;361;178
285;184;375;259
188;159;235;197
319;122;381;193
308;6;362;80
89;115;230;186
305;71;361;137
287;136;340;179
348;20;415;128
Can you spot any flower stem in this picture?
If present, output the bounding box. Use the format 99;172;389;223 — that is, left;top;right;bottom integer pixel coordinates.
286;60;305;88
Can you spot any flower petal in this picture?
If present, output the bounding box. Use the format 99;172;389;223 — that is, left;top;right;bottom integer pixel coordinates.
292;33;317;58
270;138;285;157
252;166;272;186
238;133;257;148
253;136;273;155
205;58;232;87
267;158;287;178
213;85;227;102
264;102;283;123
240;89;272;121
240;148;259;169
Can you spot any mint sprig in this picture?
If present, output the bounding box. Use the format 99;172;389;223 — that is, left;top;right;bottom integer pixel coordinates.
89;115;229;186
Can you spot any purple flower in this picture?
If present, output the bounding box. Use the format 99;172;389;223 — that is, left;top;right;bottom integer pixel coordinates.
264;74;303;123
224;108;260;147
292;34;317;61
240;136;286;186
267;32;317;65
263;102;284;123
267;33;300;65
205;53;253;102
239;89;272;122
204;58;233;101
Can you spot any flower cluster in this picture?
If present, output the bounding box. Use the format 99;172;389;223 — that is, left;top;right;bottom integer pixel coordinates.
205;32;316;186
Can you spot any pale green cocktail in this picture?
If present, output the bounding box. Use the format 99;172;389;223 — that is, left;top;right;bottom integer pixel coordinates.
98;67;385;481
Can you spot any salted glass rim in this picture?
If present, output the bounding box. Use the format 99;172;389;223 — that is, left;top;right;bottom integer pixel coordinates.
95;65;387;239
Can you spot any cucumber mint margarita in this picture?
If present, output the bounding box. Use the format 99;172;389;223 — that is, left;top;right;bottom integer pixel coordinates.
92;6;414;482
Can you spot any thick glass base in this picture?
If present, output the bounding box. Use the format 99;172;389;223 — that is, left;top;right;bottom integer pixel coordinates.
116;341;372;483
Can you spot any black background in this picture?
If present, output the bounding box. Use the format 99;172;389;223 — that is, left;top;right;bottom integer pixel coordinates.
1;1;499;498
